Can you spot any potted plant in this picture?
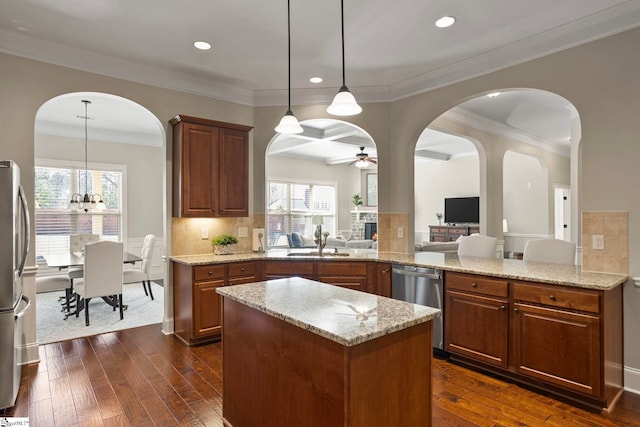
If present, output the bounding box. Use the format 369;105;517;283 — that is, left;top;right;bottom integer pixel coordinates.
352;193;363;210
211;234;238;255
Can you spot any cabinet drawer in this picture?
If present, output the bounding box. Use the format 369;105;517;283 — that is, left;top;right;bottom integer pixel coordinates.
514;283;600;314
430;227;447;233
265;261;314;276
194;264;226;281
228;261;255;278
448;228;468;236
316;262;367;276
446;272;508;298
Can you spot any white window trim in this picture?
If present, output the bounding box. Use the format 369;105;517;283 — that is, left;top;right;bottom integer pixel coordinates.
35;157;128;250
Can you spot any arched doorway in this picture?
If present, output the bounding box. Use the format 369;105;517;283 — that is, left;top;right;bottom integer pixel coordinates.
413;88;579;256
265;119;379;249
33;91;166;343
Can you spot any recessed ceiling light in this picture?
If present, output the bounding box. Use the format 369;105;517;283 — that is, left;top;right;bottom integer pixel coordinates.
309;77;323;84
193;41;211;51
487;92;502;98
435;16;456;28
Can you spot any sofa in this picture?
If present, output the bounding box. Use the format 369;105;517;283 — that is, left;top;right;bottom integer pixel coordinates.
287;232;376;249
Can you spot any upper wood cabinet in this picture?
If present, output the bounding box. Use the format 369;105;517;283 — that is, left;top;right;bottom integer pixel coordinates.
171;115;252;217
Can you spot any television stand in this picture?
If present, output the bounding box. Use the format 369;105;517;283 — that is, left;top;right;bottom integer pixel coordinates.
429;224;479;242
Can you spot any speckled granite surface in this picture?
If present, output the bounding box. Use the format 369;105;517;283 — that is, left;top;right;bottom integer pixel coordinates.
171;249;627;290
216;277;440;346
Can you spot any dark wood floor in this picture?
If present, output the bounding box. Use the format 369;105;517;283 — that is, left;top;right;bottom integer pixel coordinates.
5;324;640;426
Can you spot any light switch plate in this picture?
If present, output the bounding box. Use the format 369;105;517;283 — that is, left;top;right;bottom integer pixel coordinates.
201;228;209;240
238;227;248;238
397;227;404;238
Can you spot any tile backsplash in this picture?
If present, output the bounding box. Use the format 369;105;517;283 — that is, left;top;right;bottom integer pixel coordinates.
581;211;628;274
172;215;264;256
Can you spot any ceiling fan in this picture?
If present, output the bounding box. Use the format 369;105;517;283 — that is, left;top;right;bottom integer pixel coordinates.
353;146;377;168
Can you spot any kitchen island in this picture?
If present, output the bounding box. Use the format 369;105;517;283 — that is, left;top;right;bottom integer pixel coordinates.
216;277;440;427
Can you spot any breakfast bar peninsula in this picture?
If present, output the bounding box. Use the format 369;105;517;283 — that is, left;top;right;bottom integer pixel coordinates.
216;277;440;427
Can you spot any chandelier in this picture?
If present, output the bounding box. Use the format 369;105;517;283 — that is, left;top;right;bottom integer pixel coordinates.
68;99;105;213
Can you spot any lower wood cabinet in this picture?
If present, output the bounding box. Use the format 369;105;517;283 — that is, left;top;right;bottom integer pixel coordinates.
173;261;258;345
173;259;385;345
444;271;623;412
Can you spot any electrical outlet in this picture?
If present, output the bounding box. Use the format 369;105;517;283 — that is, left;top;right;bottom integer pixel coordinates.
397;227;404;238
201;228;209;240
238;227;248;238
592;234;604;250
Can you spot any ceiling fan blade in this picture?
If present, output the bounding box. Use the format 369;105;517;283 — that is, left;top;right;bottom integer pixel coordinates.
368;158;377;164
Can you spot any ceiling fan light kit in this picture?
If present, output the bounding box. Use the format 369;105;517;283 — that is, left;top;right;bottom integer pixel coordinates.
275;0;303;134
354;146;376;168
327;0;361;117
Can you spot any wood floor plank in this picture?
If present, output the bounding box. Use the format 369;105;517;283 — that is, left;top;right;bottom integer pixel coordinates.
7;324;640;426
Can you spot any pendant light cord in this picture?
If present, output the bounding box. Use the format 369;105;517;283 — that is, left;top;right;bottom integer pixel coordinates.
340;0;346;87
287;0;292;110
84;100;89;195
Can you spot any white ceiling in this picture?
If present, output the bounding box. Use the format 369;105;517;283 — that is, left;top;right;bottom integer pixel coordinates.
9;1;637;159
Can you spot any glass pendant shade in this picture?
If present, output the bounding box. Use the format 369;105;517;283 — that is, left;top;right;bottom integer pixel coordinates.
327;86;362;116
275;110;303;134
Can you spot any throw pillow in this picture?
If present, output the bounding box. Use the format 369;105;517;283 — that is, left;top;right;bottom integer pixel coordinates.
290;232;303;248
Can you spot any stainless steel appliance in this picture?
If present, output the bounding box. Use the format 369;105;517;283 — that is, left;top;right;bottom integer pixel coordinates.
0;160;31;411
391;264;443;350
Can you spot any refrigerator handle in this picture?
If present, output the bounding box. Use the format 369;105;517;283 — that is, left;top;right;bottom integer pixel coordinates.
15;295;31;320
18;185;30;277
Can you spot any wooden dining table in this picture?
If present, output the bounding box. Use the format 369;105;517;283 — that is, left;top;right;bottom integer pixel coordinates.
44;251;142;318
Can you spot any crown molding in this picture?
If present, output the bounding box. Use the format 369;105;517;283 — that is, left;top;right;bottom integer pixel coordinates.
1;2;639;107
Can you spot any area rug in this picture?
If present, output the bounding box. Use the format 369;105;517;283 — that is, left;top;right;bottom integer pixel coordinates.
36;282;164;344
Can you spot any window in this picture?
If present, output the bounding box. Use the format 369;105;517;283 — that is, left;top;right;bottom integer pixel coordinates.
267;181;336;246
34;163;123;259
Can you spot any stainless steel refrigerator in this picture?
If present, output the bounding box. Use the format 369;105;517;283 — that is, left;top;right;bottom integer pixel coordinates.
0;160;31;411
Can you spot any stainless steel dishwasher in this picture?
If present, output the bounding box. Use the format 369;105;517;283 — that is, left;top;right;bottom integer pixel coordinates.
391;264;444;350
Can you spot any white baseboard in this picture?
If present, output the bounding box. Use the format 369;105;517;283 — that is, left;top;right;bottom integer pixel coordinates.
162;316;174;335
625;365;640;395
19;342;41;365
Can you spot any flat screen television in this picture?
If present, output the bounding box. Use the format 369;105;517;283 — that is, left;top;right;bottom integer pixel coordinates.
444;196;479;224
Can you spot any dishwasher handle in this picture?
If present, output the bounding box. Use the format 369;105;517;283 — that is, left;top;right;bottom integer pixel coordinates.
392;267;441;280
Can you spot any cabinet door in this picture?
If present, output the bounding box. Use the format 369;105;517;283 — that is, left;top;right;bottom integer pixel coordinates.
193;279;224;338
218;128;248;217
376;263;392;297
514;303;601;397
181;123;219;216
445;290;508;368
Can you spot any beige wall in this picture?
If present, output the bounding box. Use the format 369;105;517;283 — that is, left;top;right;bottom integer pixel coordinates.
2;26;640;385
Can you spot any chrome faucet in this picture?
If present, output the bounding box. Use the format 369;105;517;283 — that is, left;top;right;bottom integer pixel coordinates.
314;224;328;256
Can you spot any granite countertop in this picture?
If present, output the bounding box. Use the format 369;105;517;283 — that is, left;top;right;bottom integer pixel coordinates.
216;277;440;347
170;249;627;291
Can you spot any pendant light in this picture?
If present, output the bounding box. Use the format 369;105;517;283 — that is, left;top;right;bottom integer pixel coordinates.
68;99;106;213
275;0;303;134
327;0;361;116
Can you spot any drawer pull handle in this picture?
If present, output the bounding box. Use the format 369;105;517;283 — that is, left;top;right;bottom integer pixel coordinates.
514;307;519;313
500;305;506;311
241;267;245;272
471;283;477;288
208;271;213;276
549;295;556;301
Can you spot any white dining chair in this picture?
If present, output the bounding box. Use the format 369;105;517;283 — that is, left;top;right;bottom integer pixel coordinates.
457;234;498;258
64;234;100;312
74;240;124;326
123;234;156;299
523;239;576;265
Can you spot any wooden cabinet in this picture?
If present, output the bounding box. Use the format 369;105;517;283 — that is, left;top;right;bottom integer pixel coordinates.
317;262;368;292
445;272;509;368
513;282;602;397
429;225;479;242
376;263;392;297
264;260;314;280
173;261;261;345
171;115;252;217
444;271;623;411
